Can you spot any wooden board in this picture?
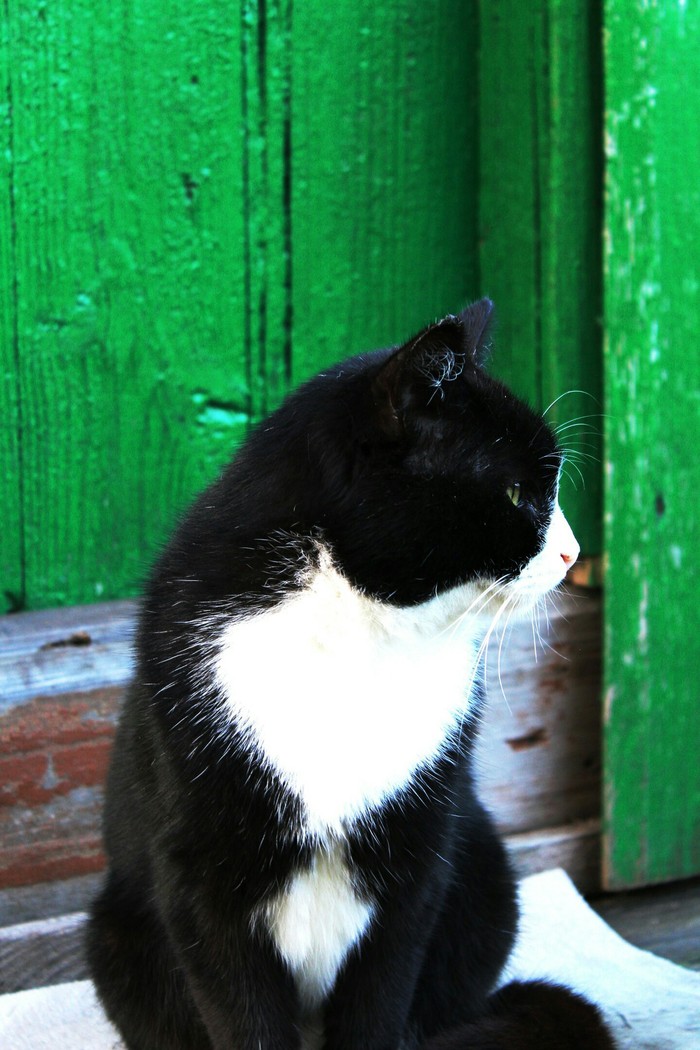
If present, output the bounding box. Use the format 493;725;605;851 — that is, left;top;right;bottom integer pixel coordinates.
593;877;700;972
0;911;89;995
603;1;700;888
478;589;602;837
1;1;483;614
2;0;248;612
290;1;479;383
478;0;603;557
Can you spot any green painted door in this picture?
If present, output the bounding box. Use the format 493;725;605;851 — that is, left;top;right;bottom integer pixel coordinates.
603;0;700;888
1;1;483;613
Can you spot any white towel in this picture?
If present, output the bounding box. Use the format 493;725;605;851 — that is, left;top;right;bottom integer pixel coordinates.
0;869;698;1049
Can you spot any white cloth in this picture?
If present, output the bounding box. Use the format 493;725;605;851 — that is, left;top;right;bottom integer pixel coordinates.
504;868;700;1049
0;869;698;1049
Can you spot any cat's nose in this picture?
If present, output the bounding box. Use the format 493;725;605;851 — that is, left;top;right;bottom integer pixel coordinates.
553;506;580;569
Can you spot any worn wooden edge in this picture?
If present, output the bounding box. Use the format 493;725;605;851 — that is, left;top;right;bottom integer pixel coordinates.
592;876;700;972
506;818;601;894
0;911;89;995
0;874;102;929
0;601;136;711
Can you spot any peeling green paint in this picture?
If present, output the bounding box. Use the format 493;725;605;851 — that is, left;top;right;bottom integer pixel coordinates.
603;0;700;888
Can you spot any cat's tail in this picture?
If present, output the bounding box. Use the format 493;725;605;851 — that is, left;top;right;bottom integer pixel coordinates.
422;980;616;1050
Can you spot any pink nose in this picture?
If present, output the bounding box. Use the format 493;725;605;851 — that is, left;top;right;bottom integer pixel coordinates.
561;550;576;567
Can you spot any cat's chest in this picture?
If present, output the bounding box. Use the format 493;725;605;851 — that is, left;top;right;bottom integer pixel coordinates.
210;560;482;835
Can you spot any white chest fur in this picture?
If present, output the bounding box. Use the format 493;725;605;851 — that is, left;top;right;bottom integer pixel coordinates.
211;553;485;835
262;842;374;1014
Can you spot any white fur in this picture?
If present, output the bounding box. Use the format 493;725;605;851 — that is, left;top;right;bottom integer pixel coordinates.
262;842;374;1014
213;552;485;835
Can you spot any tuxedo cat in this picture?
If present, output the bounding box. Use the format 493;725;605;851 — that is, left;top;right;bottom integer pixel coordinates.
87;299;615;1050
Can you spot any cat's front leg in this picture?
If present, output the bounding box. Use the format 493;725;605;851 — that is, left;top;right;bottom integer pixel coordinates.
159;869;302;1050
320;891;437;1050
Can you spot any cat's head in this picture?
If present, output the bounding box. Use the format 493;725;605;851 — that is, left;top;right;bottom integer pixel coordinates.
287;298;578;615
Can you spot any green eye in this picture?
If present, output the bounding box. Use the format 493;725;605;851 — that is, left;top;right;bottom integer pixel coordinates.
506;482;522;507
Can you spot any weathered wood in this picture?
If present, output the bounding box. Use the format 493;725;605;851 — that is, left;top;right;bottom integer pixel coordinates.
603;1;700;888
507;819;601;893
0;601;134;710
0;874;101;928
593;878;700;972
0;912;88;995
478;0;603;557
0;10;22;615
290;2;479;388
2;0;248;613
478;588;602;836
2;2;485;614
0;603;132;893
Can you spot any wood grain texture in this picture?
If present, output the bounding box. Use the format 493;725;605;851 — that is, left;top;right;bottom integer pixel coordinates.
288;1;479;383
2;0;248;612
2;1;483;613
478;588;602;836
0;10;23;613
603;1;700;888
0;820;602;993
0;911;88;994
478;0;603;557
593;877;700;972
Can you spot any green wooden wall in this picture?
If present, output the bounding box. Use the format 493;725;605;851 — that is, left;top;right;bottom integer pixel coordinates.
1;1;482;613
603;1;700;889
1;0;603;615
2;3;698;888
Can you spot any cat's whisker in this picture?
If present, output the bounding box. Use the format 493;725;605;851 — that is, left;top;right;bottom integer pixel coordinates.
440;576;510;641
562;457;586;490
542;390;596;419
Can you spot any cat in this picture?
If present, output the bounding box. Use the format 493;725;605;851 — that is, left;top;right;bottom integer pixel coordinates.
87;298;615;1050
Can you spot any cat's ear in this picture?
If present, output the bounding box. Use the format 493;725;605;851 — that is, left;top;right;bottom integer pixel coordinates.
458;297;494;366
372;298;494;433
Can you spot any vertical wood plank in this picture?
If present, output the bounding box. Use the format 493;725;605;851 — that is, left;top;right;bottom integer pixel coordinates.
290;2;479;383
0;11;24;613
603;1;700;887
479;1;603;556
241;0;292;421
7;0;248;610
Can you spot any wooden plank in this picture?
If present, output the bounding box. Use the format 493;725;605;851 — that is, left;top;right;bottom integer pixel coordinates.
0;601;134;710
603;1;700;887
507;819;601;894
478;588;602;836
290;1;479;384
0;874;100;928
478;1;603;557
0;13;23;615
0;912;88;995
242;0;293;420
6;0;248;611
593;877;700;972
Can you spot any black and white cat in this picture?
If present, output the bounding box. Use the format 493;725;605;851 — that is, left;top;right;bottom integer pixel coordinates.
87;299;615;1050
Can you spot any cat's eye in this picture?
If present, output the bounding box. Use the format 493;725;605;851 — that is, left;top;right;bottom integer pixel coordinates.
506;482;522;507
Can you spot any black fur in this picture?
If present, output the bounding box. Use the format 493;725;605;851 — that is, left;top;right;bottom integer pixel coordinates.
87;300;615;1050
